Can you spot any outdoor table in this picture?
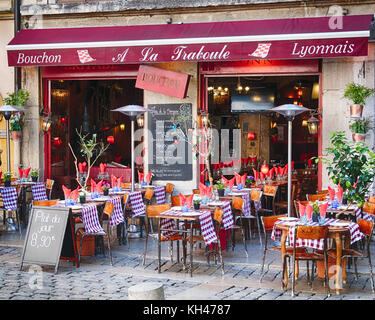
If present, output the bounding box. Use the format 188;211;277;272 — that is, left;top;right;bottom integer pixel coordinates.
272;217;365;295
155;207;218;277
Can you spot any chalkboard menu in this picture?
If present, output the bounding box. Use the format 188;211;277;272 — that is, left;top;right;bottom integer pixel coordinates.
20;206;71;273
148;103;192;181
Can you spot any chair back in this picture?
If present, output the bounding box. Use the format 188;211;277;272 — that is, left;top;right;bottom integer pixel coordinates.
165;183;174;195
317;190;329;195
171;196;180;207
369;196;375;204
33;199;59;207
295;225;328;240
363;202;375;215
250;189;262;202
193;189;200;195
144;188;154;201
358;218;374;237
213;207;223;223
103;202;114;217
232;197;244;211
263;185;278;197
260;214;287;232
122;182;132;189
306;194;327;202
146;204;171;218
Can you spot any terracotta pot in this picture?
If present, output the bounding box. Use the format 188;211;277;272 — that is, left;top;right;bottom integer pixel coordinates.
350;104;364;118
11;130;22;141
352;133;366;142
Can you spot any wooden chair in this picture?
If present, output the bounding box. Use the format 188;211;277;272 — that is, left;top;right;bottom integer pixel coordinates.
45;179;55;200
144;188;154;205
165;183;174;203
229;197;248;257
327;218;375;293
101;201;114;265
143;203;183;265
118;193;130;246
122;182;132;189
369;196;375;204
317;190;329;195
283;225;330;297
192;189;200;195
239;189;263;244
274;184;296;217
33;199;59;207
306;193;328;202
259;214;307;282
363;202;375;215
258;185;278;217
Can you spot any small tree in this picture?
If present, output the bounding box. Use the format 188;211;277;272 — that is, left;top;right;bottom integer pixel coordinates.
317;131;375;208
68;128;109;190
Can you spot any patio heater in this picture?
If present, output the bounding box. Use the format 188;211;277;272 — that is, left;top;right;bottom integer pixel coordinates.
270;104;309;217
111;104;147;238
0;105;24;172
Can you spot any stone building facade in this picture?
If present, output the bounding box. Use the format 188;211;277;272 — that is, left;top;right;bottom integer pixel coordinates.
5;0;375;193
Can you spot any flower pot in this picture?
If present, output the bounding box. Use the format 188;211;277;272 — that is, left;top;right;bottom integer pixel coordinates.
103;189;109;196
4;181;11;187
193;203;200;210
11;130;22;141
350;104;364;118
352;133;366;142
217;189;225;197
312;214;320;223
79;197;86;204
31;176;38;182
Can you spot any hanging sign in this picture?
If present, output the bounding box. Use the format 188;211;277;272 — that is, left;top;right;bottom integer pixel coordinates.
136;65;190;99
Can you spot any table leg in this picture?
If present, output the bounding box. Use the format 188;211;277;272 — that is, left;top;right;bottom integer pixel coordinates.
158;219;161;274
342;234;350;284
281;230;288;289
182;221;187;270
335;233;342;295
190;222;194;277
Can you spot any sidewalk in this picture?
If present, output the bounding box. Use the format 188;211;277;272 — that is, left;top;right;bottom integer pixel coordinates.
0;225;374;300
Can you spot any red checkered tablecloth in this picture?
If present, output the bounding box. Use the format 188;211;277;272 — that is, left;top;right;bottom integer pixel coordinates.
0;187;18;210
154;186;166;204
129;191;146;217
31;183;48;201
159;209;217;245
221;201;234;229
81;204;105;234
355;206;374;222
108;196;124;226
271;218;365;250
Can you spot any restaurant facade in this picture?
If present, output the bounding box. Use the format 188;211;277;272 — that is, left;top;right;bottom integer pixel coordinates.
5;0;375;195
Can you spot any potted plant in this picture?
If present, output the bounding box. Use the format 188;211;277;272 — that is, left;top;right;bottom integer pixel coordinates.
4;89;29;141
312;201;320;223
79;191;86;204
3;171;11;187
30;168;39;182
215;181;225;197
102;183;110;196
349;117;371;142
193;198;201;210
245;176;254;188
316;131;375;208
343;82;375;118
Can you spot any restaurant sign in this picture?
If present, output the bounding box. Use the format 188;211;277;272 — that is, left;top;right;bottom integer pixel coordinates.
135;65;190;99
7;38;369;67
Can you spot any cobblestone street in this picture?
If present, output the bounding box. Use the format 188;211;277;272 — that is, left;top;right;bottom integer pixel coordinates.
0;231;374;301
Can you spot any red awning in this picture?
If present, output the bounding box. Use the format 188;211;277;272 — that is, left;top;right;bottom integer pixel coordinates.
7;15;373;67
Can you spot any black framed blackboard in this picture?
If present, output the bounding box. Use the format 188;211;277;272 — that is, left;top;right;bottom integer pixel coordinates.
147;103;192;181
20;206;72;274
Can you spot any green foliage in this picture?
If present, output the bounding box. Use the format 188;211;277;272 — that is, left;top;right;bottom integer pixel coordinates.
3;172;12;182
317;131;375;207
193;198;201;204
215;181;225;190
30;168;39;177
349;117;371;134
10;113;23;131
3;89;30;107
343;82;375;105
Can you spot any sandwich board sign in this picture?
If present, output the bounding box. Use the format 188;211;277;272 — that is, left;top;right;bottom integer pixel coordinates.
20;206;71;274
